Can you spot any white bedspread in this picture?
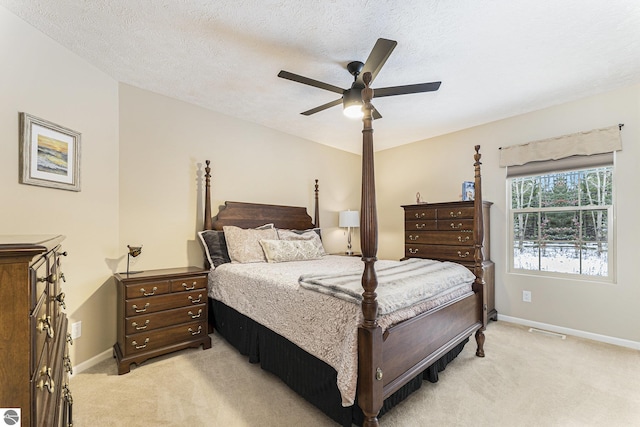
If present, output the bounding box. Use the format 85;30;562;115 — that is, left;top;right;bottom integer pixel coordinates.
207;256;474;406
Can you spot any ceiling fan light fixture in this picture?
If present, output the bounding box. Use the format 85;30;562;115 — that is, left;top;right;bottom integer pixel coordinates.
343;89;364;119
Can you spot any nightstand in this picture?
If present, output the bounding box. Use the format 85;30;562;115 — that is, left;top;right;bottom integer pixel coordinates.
113;266;212;374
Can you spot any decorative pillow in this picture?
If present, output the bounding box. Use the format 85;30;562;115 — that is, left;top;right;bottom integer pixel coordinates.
223;225;278;263
259;239;324;263
277;228;326;255
197;230;231;268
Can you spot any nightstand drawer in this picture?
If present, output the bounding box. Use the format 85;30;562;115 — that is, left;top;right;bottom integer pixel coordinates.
170;276;207;292
125;290;205;317
124;320;208;355
125;304;207;334
125;280;171;299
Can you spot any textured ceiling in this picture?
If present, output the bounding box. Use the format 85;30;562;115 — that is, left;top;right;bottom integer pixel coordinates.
2;1;640;154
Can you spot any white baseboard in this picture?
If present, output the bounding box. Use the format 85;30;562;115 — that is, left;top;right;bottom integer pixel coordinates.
70;348;114;377
498;314;640;350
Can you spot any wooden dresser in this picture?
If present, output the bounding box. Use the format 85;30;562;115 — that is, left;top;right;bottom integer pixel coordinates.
113;267;212;374
0;235;72;427
402;201;497;321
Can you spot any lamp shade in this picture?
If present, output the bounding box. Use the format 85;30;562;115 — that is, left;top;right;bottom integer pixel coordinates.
339;210;360;228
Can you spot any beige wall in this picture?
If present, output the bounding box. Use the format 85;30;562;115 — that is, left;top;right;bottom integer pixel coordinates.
0;7;120;364
117;84;362;272
376;85;640;344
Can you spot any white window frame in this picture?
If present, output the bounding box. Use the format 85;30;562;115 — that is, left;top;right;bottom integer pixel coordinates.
507;165;616;283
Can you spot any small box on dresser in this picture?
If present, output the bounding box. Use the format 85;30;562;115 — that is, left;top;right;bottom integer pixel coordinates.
113;267;212;375
0;235;73;427
402;201;497;321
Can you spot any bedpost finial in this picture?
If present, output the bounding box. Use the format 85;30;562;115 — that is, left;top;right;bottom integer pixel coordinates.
474;146;481;165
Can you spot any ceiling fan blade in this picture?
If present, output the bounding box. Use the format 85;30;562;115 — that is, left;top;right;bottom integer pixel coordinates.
301;98;343;116
373;81;441;98
359;38;397;84
278;70;345;94
372;106;382;120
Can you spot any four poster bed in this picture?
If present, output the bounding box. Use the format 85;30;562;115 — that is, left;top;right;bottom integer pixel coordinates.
200;73;487;426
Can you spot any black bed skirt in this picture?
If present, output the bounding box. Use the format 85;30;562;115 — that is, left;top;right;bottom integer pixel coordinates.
211;298;468;427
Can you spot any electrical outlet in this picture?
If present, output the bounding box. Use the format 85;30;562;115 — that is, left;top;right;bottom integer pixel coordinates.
71;321;82;339
522;290;532;303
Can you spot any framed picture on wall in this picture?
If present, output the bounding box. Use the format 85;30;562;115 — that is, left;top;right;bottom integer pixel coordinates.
19;112;81;191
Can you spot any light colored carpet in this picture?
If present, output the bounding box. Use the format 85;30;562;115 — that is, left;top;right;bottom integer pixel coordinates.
70;321;640;426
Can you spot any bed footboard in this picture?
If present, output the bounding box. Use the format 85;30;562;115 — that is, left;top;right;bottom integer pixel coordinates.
381;292;482;398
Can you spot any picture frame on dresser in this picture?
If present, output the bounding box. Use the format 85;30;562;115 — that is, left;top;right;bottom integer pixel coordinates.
19;112;81;192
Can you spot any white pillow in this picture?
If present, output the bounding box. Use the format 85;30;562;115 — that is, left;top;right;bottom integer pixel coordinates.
223;225;278;263
277;229;326;255
259;239;324;263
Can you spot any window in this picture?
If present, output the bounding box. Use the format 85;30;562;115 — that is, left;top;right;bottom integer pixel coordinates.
509;166;614;280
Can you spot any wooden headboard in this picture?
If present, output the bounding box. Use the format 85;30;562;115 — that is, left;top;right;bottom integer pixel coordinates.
203;161;319;231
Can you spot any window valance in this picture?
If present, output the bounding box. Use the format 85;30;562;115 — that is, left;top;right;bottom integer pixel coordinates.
499;125;622;168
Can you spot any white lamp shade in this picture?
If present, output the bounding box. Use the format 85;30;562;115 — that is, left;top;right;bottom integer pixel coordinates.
339;210;360;228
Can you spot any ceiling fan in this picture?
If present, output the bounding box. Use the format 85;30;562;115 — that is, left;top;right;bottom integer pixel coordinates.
278;38;441;119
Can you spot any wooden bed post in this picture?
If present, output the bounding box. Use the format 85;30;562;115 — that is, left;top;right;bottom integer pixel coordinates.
472;146;486;357
358;72;384;427
314;179;320;227
204;160;212;231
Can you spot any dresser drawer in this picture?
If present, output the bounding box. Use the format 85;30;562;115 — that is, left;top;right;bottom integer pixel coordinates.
436;206;474;220
125;280;171;299
170;275;207;292
405;231;473;246
125;290;206;317
30;256;49;311
405;244;475;262
437;218;474;231
31;293;51;375
125;303;207;334
123;320;207;356
404;208;436;221
405;220;437;231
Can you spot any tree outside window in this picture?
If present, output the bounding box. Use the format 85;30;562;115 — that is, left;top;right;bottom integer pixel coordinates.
510;167;612;278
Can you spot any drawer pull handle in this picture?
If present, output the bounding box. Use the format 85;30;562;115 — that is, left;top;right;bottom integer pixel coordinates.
414;212;426;218
450;222;463;229
133;303;150;313
63;384;73;405
188;309;203;319
457;251;470;258
67;332;73;345
59;272;66;283
56;291;66;309
63;356;73;375
415;224;425;229
182;281;196;290
409;235;419;241
449;211;463;218
132;319;150;330
37;315;54;339
188;294;203;304
457;236;470;242
189;326;203;336
132;338;150;349
140;286;158;296
408;248;419;254
37;367;55;394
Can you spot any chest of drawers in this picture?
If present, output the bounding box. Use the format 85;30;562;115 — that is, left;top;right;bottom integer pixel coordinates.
113;267;212;374
402;201;497;321
0;235;72;427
